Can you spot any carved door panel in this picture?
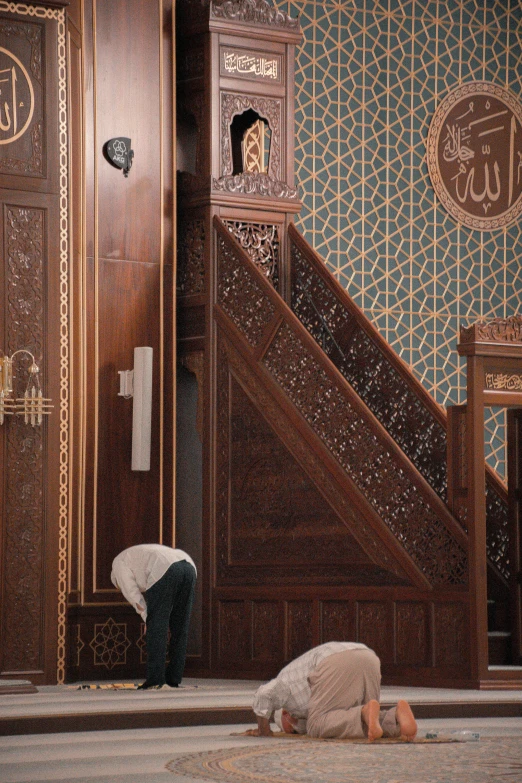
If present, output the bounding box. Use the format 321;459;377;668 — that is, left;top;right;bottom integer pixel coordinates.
0;4;68;684
507;408;522;665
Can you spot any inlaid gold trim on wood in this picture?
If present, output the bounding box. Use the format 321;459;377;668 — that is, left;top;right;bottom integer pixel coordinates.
56;2;69;688
91;0;100;597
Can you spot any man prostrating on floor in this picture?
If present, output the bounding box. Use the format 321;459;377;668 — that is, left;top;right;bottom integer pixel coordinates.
243;642;417;742
111;544;197;689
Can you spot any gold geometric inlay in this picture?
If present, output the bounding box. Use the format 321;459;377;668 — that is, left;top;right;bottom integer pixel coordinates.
89;618;131;669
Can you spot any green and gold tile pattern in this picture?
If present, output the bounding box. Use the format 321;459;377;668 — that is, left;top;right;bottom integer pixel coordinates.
275;0;522;478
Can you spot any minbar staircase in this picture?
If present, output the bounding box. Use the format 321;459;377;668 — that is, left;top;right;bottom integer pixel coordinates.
210;216;519;686
286;224;515;673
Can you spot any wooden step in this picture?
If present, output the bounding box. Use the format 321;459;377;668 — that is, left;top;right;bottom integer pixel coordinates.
489;631;512;665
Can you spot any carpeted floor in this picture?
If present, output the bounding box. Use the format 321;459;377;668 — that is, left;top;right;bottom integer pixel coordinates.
166;737;522;783
2;720;522;783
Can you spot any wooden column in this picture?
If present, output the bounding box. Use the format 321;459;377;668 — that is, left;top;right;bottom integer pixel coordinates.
458;316;522;685
466;353;488;681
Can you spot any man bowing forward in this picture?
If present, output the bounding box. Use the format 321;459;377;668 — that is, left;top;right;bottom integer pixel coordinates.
111;544;197;689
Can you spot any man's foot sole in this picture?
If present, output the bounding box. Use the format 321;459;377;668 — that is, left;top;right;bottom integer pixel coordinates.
396;700;417;742
361;699;383;742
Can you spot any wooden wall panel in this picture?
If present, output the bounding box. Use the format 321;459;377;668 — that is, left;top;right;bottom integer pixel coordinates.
286;601;313;661
209;592;471;684
92;259;162;596
321;601;355;643
434;602;469;669
95;0;161;264
228;378;373;569
66;0;175;682
356;602;391;664
252;601;282;663
218;601;249;666
395;602;428;667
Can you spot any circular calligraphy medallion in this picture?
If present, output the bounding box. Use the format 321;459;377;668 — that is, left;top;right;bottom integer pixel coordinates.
0;47;35;146
427;82;522;230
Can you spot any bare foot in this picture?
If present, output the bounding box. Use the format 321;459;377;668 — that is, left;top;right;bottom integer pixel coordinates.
396;700;417;742
361;699;383;742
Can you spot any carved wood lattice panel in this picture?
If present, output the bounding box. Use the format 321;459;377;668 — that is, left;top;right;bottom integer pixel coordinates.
2;205;45;672
223;220;279;287
217;232;275;347
290;234;510;584
263;321;468;586
177;219;205;295
291;239;448;501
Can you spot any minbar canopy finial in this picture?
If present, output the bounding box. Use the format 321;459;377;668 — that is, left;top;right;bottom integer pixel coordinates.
459;316;522;345
211;0;299;30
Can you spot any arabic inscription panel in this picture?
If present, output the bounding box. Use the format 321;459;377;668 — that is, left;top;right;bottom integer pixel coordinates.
0;16;44;177
220;46;283;86
427;82;522;231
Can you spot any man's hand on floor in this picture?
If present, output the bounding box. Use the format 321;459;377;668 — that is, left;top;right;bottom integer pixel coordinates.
238;716;273;736
239;728;274;737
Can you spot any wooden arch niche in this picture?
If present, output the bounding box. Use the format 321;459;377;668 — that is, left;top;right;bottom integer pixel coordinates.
448;317;522;686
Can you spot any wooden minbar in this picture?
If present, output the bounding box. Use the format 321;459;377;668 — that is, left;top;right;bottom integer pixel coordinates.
456;316;522;682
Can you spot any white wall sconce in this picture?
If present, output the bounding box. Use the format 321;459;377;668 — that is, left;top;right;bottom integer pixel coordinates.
118;347;153;471
0;349;53;426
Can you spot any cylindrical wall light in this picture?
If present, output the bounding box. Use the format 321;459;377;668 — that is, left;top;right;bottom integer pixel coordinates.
131;347;153;472
117;347;153;471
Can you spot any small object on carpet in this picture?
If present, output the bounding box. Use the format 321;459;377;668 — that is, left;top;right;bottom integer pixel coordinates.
424;730;480;742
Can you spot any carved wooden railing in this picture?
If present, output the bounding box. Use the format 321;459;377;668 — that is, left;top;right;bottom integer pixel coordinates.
288;224;510;588
215;216;468;588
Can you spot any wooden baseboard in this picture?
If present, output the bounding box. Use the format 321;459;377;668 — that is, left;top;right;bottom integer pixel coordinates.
2;700;521;736
0;682;38;696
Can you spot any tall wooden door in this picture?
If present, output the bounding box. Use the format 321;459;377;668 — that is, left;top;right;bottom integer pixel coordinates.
0;1;69;685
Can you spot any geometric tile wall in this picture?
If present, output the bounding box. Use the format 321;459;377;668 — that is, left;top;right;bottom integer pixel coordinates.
275;0;522;479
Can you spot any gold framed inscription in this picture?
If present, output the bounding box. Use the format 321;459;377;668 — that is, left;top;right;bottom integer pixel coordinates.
220;46;282;84
0;46;34;144
427;82;522;231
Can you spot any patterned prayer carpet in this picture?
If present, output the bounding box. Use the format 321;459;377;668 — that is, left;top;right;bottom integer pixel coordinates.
166;737;522;783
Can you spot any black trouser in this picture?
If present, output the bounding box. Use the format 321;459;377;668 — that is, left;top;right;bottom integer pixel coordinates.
143;560;196;685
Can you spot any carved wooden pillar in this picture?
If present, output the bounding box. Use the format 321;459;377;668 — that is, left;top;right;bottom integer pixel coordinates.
458;316;522;683
176;0;302;674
